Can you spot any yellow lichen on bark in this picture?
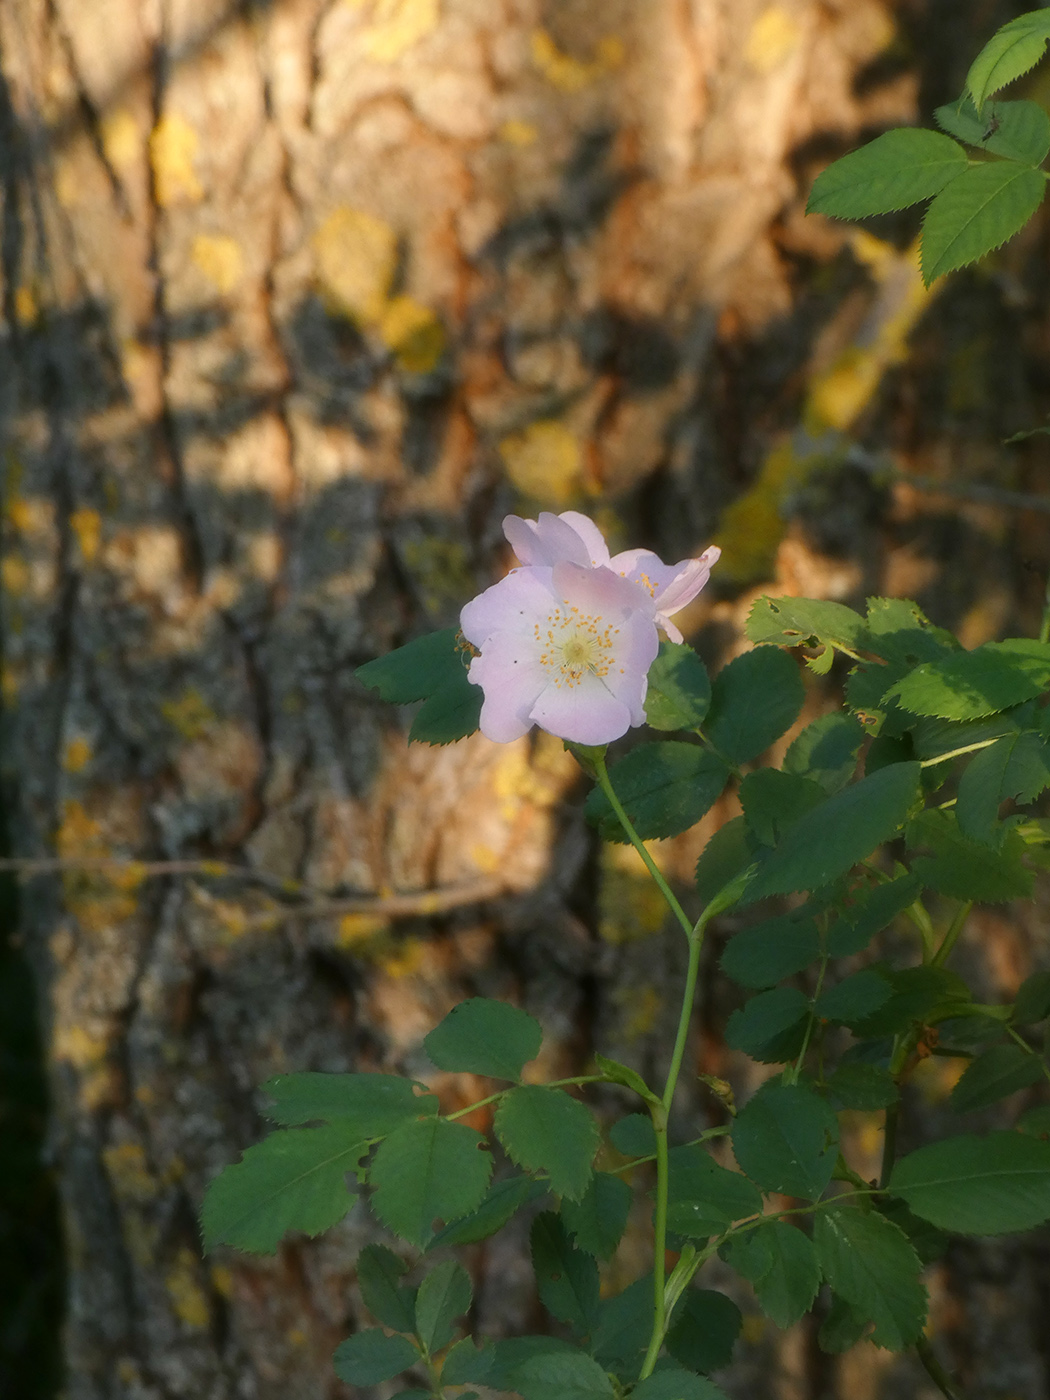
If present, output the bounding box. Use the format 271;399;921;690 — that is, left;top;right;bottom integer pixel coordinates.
192;234;244;294
745;6;803;72
498;420;584;505
530;29;624;92
149;114;203;206
313;207;398;325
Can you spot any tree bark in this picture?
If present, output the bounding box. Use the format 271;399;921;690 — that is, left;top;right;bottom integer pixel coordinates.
2;2;1048;1398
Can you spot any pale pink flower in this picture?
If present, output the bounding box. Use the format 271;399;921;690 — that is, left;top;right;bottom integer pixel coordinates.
503;511;720;644
460;560;660;745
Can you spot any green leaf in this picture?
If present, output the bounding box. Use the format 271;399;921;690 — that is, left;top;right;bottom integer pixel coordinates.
370;1117;493;1248
695;817;759;905
720;913;821;990
667;1144;763;1238
957;732;1050;846
357;1244;417;1333
876;1197;950;1266
631;1371;731;1400
609;1113;657;1159
850;964;970;1038
531;1212;601;1336
827;873;922;957
585;742;730;843
592;1275;653;1377
746;596;867;658
486;1336;579;1392
423;998;542;1081
1014;969;1050;1024
740;769;826;846
742;762;921;904
510;1348;616;1400
721;1219;820;1329
908;808;1033;902
414;1260;472;1355
332;1329;419;1386
562;1171;633;1259
825;1062;899;1111
200;1124;367;1254
864;597;958;667
818;1294;870;1354
262;1071;436;1132
935;96;1050;165
725;987;811;1065
495;1086;599;1201
645;642;712;731
815;970;894;1027
356;627;482;746
887;639;1050;720
731;1080;839;1200
807;128;968;219
594;1053;658;1104
783;713;865;793
705;647;805;763
949;1044;1044;1113
1018;1105;1050;1138
665;1289;742;1373
888;1130;1050;1234
966;10;1050;111
813;1207;927;1351
441;1337;493;1387
427;1173;544;1250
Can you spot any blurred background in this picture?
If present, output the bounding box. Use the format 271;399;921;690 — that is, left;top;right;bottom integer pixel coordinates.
3;0;1050;1396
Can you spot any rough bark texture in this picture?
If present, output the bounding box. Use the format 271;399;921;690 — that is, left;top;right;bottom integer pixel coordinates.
3;1;1050;1398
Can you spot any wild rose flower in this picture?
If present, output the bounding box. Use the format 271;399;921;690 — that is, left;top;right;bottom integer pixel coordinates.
503;510;720;643
460;512;720;744
460;560;660;745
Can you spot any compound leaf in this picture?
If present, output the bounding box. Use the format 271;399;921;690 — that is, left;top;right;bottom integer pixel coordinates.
722;1219;820;1329
966;10;1050;111
357;1244;417;1334
949;1044;1044;1114
562;1171;633;1260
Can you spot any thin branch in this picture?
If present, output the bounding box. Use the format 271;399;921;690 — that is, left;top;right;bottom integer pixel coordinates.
0;856;506;922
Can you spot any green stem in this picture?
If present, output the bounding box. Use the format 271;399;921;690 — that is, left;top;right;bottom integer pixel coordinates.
444;1074;606;1122
916;1335;965;1400
639;910;712;1381
640;1100;670;1380
931;902;972;968
594;754;694;942
879;1102;899;1191
1041;568;1050;645
920;738;1000;769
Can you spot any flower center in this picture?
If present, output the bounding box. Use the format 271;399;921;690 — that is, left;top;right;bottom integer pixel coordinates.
534;603;623;688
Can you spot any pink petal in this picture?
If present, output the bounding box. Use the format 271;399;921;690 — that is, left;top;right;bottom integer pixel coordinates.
467;632;549;742
556;511;612;566
549;560;655;618
503;513;591;567
529;671;634;744
460;566;557;647
651;547;721;617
